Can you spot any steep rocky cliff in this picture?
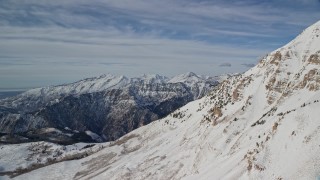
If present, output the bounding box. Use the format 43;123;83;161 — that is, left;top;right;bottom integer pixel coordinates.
0;73;219;144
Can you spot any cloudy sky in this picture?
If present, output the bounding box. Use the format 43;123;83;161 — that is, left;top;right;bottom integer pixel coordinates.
0;0;320;90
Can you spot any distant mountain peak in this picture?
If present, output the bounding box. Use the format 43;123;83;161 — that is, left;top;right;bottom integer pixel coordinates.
0;72;220;144
168;72;202;83
183;71;197;77
140;73;167;79
133;74;169;84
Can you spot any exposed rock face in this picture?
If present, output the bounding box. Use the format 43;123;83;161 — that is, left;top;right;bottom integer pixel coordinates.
0;73;219;144
252;23;320;105
308;53;320;64
211;107;222;117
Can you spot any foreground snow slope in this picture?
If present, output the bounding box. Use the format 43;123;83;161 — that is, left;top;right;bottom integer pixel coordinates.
2;20;320;180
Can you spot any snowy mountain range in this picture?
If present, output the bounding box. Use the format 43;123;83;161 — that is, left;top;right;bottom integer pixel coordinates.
1;20;320;180
0;72;219;144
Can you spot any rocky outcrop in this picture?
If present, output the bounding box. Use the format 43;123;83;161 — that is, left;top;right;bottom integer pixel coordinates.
0;73;219;144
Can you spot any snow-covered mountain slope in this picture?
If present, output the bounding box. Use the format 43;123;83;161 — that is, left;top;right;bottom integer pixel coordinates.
0;72;216;111
0;72;219;144
168;72;219;99
2;20;319;180
0;74;129;112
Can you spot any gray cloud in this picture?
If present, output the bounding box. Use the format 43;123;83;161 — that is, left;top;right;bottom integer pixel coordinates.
219;63;232;67
1;0;319;39
0;0;319;89
241;63;256;68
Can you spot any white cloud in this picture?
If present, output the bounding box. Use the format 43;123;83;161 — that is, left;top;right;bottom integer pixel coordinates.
0;26;267;88
0;0;319;89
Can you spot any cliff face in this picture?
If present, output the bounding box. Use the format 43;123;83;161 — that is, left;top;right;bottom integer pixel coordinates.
0;73;218;144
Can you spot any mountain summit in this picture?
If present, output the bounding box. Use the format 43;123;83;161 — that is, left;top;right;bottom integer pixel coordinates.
1;21;320;179
0;73;218;144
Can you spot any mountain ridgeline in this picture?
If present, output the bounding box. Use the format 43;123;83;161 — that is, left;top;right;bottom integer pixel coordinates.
0;73;220;144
